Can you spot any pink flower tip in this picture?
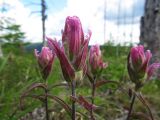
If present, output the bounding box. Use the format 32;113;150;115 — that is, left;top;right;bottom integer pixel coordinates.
147;63;160;80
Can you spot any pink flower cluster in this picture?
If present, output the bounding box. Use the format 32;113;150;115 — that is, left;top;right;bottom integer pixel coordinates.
34;16;160;86
45;16;106;82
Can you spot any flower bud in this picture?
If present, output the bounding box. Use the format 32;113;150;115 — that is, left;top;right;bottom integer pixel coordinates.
62;16;84;60
128;45;160;85
130;45;151;72
89;44;107;74
34;47;54;79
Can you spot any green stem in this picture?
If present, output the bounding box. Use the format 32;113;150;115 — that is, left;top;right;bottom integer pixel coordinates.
44;77;49;120
71;81;76;120
45;88;49;120
90;76;96;120
126;93;136;120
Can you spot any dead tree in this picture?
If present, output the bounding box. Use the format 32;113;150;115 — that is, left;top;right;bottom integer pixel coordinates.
140;0;160;61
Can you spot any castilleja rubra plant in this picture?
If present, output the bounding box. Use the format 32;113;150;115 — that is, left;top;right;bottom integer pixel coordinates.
127;45;160;120
87;44;108;120
34;47;55;120
47;16;92;120
20;16;160;120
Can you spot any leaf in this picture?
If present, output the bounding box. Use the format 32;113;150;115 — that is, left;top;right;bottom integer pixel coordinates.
70;95;97;111
129;90;154;120
136;93;154;120
19;94;45;110
46;94;72;116
0;54;9;73
86;71;94;83
76;110;90;119
21;83;47;97
48;82;69;90
20;94;72;117
95;80;119;88
23;94;45;102
20;83;47;110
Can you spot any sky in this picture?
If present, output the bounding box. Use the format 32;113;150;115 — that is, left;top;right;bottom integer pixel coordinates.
0;0;145;45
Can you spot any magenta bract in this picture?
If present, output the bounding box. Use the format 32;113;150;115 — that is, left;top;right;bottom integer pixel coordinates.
35;47;54;79
147;63;160;80
73;29;91;73
71;95;96;111
47;37;75;82
73;39;89;70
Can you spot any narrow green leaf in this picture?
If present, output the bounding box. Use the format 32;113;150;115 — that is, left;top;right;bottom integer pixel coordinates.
47;94;72;117
95;80;118;88
21;83;47;97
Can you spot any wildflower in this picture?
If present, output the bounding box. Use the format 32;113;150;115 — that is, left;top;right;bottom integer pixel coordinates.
89;44;108;74
130;45;151;72
35;47;54;79
48;16;91;81
128;45;160;86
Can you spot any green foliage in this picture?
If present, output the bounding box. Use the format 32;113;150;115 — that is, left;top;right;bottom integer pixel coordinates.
0;17;25;43
2;42;25;55
0;55;8;72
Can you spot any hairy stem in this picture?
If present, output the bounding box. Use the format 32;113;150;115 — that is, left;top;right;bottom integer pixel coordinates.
90;77;96;120
44;78;49;120
71;81;76;120
45;88;49;120
126;93;136;120
146;102;154;120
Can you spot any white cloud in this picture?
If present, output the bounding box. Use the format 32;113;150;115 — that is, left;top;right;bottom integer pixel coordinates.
46;0;141;45
0;0;42;42
0;0;143;45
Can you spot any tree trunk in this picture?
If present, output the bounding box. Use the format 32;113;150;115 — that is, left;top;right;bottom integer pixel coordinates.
140;0;160;62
